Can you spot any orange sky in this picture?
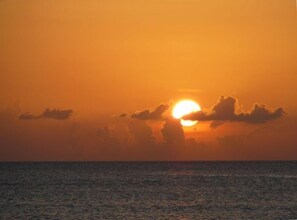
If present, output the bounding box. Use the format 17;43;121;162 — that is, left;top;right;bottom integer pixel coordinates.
0;0;296;161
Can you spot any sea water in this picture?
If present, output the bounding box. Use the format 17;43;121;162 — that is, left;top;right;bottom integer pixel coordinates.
1;162;297;219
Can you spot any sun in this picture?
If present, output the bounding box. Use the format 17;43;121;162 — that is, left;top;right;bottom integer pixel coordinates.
172;100;201;127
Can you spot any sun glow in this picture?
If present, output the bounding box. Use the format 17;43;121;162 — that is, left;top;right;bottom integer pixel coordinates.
172;100;201;127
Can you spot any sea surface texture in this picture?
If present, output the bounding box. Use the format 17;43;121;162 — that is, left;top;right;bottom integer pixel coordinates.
0;162;297;219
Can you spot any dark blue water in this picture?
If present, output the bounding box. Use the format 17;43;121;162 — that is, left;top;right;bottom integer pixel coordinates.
1;162;297;219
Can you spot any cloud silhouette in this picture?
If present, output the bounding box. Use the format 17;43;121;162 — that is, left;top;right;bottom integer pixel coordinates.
19;113;40;120
119;113;127;118
161;117;185;147
19;108;73;120
184;96;284;126
236;104;284;123
131;104;169;120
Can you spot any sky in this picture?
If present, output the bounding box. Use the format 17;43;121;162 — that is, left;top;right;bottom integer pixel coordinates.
0;0;297;161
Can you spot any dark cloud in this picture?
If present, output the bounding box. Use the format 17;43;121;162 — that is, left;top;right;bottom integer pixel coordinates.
161;118;185;147
160;118;208;160
184;96;284;127
119;113;127;118
19;108;73;120
131;104;169;120
19;113;40;120
212;96;236;120
237;104;284;123
42;108;73;120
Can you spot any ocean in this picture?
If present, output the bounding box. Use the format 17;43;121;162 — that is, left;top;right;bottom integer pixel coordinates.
1;162;297;219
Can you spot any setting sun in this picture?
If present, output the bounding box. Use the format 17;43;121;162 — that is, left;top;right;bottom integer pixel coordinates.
172;100;201;127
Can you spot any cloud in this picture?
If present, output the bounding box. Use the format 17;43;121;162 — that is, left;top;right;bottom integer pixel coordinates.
19;113;40;120
236;104;284;123
1;104;296;161
131;104;169;120
19;108;73;120
161;117;185;147
184;96;284;127
119;113;127;118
